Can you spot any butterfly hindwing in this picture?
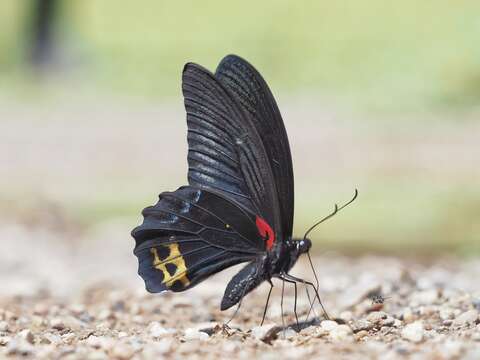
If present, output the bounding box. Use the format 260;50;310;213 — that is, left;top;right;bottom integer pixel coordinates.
215;55;294;239
132;186;264;293
134;236;253;293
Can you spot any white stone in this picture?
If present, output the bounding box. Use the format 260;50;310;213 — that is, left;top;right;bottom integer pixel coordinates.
42;332;62;345
143;339;173;357
61;332;76;344
402;307;415;322
0;336;11;346
50;317;65;330
70;303;86;315
148;322;175;338
0;321;9;332
184;328;209;341
472;331;480;341
251;324;277;340
85;335;114;349
367;311;387;323
320;320;339;332
411;289;438;305
443;340;464;358
110;343;136;360
439;307;455;320
452;310;478;327
401;321;424;343
6;338;34;356
86;350;109;360
329;324;354;342
339;311;353;322
18;329;34;344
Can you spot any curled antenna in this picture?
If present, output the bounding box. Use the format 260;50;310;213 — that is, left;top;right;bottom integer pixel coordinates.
303;189;358;319
302;188;358;242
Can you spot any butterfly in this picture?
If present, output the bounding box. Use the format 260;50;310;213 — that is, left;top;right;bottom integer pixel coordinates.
131;55;357;324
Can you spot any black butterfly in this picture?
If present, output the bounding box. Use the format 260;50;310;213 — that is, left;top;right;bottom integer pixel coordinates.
131;55;356;325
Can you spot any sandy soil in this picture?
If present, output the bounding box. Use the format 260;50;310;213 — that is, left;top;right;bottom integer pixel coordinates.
1;98;479;358
0;223;479;359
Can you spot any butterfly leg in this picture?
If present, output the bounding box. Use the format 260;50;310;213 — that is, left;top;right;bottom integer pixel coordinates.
225;296;244;326
282;273;330;321
280;278;286;337
260;279;274;326
302;280;318;321
277;274;300;331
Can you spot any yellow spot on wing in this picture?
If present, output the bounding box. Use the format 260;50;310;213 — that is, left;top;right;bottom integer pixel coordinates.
151;244;190;288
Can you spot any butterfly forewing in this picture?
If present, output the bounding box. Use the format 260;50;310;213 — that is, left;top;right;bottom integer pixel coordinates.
215;55;294;239
183;63;283;242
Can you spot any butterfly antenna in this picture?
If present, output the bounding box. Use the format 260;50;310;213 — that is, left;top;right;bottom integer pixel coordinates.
302;189;358;242
303;189;358;319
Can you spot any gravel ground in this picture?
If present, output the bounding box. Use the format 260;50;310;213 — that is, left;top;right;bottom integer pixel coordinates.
1;224;479;359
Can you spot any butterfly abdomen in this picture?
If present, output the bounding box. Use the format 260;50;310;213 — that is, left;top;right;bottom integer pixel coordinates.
221;260;267;310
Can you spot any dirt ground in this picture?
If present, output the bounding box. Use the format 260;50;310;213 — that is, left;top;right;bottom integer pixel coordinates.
0;223;479;359
1;99;479;358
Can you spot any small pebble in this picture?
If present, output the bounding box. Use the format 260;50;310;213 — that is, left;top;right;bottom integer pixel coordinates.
109;343;135;360
339;311;353;322
33;304;49;316
329;325;354;342
472;332;480;341
143;339;173;356
18;329;34;344
452;310;478;327
184;328;209;341
86;350;109;360
251;324;277;340
402;321;424;343
443;319;453;327
411;289;438;305
85;335;103;349
355;330;369;339
402;307;415;322
6;338;34;356
352;319;374;332
0;336;11;345
320;320;338;331
42;332;62;345
443;340;464;358
0;321;9;332
439;307;455;320
50;318;65;330
148;322;175;338
367;311;387;324
70;303;86;315
61;332;76;344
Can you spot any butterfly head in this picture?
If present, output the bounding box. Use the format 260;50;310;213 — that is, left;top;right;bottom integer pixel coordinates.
296;238;312;254
283;237;312;270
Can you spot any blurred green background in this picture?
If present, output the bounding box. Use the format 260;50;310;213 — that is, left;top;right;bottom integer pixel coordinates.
1;1;479;255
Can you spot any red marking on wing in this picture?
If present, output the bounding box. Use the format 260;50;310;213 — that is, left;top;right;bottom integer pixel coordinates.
256;216;275;250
